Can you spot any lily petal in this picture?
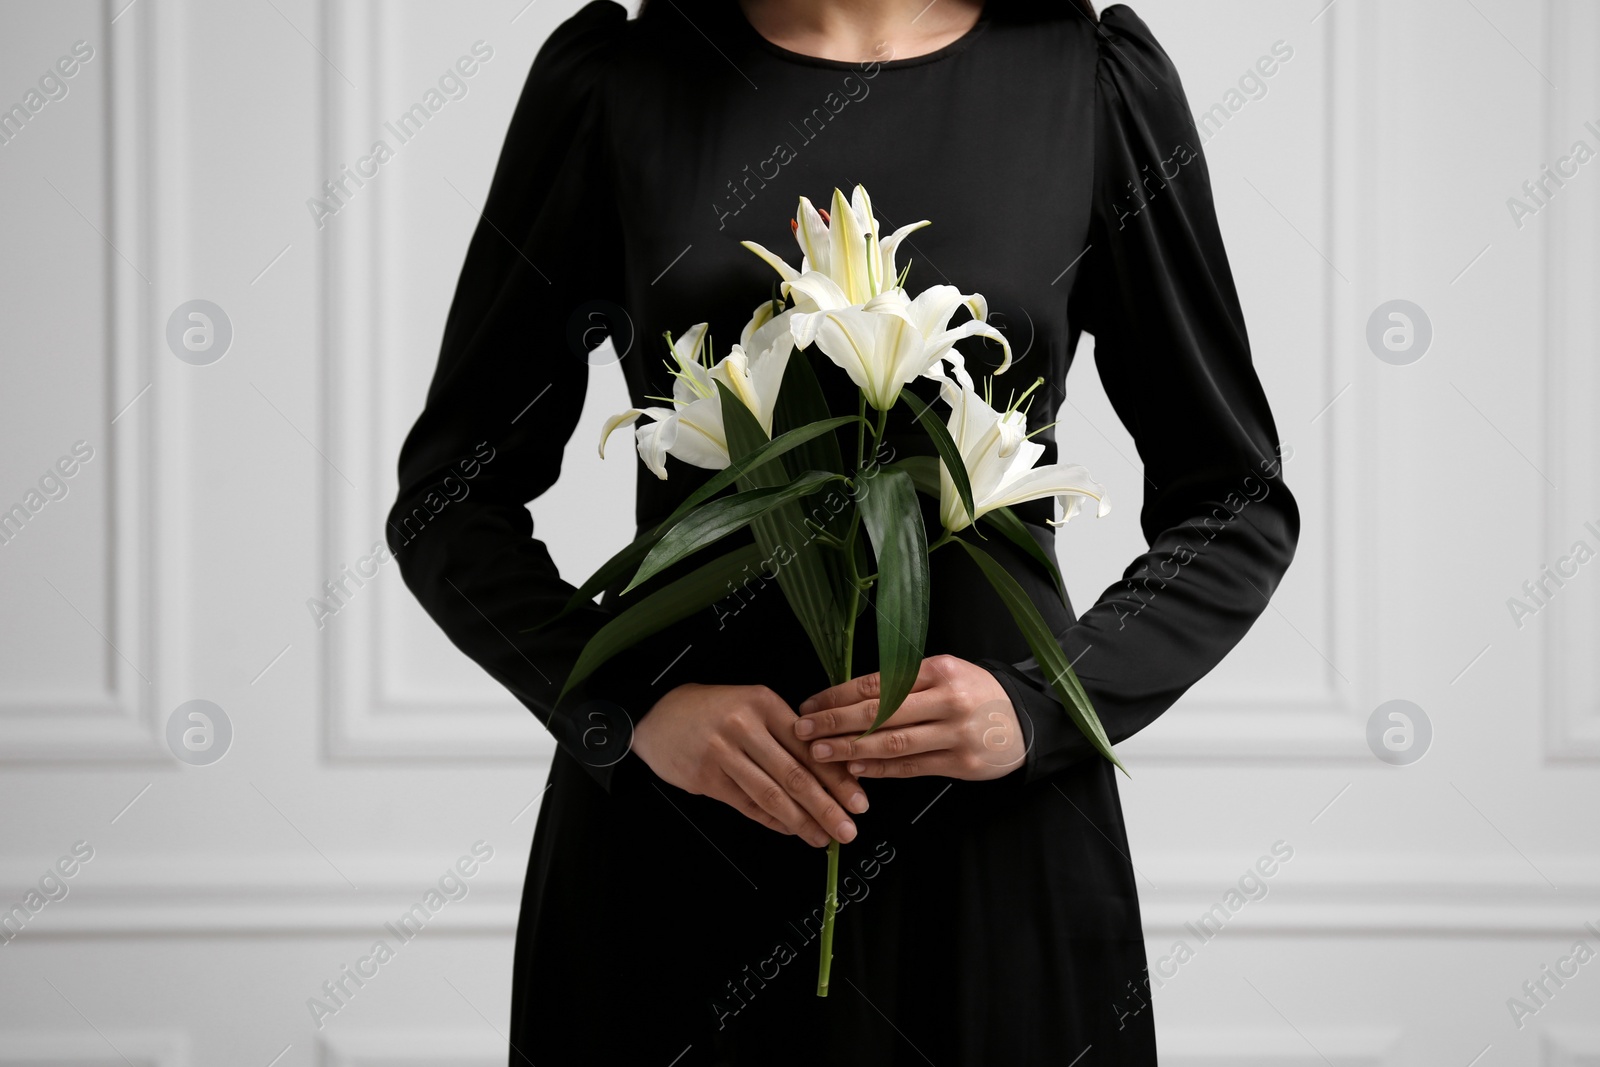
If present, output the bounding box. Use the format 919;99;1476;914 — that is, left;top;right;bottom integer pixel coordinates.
740;240;800;285
598;409;642;458
992;462;1111;521
927;317;1013;377
805;303;923;410
796;196;831;276
828;187;872;305
668;395;732;471
633;411;679;480
740;300;776;350
851;185;883;293
879;219;930;283
934;377;1108;531
671;322;710;366
785;271;853;319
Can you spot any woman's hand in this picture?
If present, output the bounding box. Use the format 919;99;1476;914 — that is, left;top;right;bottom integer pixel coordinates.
794;655;1025;780
632;683;868;848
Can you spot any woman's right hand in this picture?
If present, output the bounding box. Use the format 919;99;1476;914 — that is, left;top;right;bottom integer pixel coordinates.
632;683;867;847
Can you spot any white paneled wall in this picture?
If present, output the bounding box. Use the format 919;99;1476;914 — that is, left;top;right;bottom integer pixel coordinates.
0;1;1596;1064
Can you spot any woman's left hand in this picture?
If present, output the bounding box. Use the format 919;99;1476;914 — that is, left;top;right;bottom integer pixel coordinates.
794;655;1025;781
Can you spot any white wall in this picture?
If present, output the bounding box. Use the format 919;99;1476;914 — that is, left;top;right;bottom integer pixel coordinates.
0;1;1595;1064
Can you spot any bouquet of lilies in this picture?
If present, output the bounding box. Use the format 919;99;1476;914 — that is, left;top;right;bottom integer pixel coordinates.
558;187;1119;996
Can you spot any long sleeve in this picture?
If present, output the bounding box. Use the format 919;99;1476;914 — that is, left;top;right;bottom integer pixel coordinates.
387;1;672;792
980;5;1300;784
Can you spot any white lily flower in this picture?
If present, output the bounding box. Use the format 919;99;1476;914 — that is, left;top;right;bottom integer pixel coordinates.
720;301;795;435
741;185;930;312
791;285;1012;411
599;307;793;479
937;376;1110;533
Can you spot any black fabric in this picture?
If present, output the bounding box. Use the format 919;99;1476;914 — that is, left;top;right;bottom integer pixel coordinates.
388;3;1298;1063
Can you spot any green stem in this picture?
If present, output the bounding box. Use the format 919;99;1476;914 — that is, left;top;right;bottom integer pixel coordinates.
868;404;890;466
810;529;847;550
818;396;891;997
818;575;854;997
854;393;867;470
817;837;840;996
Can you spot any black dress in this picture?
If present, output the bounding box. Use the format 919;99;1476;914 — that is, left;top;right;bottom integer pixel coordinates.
388;3;1300;1064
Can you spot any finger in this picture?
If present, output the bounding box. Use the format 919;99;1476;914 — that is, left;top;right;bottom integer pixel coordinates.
742;732;858;844
848;752;961;779
798;663;940;716
811;723;953;763
711;772;796;837
723;752;832;847
771;719;870;815
795;687;943;741
810;756;870;816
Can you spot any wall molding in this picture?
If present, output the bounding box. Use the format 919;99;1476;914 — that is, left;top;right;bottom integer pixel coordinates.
1546;1028;1600;1066
317;0;551;761
1118;1;1379;760
319;1031;505;1067
0;1031;185;1066
1158;1026;1397;1067
4;850;1596;938
1541;2;1600;761
321;1026;1398;1067
0;0;166;763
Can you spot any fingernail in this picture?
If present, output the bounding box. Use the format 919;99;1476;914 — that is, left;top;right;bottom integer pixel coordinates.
796;719;814;737
849;761;866;774
849;792;868;813
835;821;857;843
813;742;832;758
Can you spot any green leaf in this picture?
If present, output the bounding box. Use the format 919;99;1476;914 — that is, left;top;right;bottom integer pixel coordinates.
889;455;940;498
899;385;975;526
539;530;664;629
953;538;1124;773
771;348;858;637
559;542;765;701
548;411;858;629
717;380;849;677
857;468;929;732
979;506;1066;602
660;415;860;529
626;470;841;594
773;349;847;479
893;451;994;552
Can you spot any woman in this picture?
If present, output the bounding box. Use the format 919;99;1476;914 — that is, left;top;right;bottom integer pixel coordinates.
388;0;1299;1062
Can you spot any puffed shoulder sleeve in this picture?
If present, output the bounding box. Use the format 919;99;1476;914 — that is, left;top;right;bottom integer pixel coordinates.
981;5;1301;783
387;1;668;793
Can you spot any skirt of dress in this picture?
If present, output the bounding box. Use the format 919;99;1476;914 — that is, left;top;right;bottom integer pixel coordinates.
508;740;1157;1067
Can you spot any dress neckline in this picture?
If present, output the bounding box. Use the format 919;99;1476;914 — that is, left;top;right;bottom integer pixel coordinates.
728;1;990;72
